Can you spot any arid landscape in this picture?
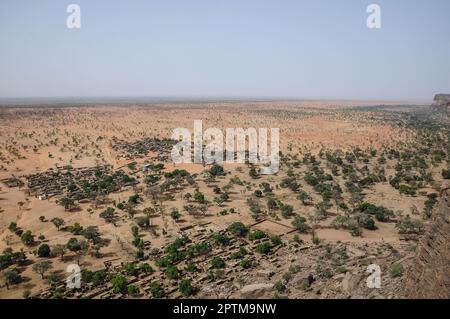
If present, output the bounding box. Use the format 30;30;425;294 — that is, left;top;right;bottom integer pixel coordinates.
0;99;448;299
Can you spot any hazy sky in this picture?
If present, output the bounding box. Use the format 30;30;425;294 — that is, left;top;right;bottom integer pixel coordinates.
1;0;449;101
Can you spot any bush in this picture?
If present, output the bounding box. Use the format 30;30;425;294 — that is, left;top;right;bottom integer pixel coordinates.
292;216;310;233
20;231;34;246
186;263;198;273
274;281;286;293
213;233;230;246
442;169;450;179
124;263;138;277
398;184;416;196
127;285;139;296
37;244;51;257
179;278;194;296
92;271;107;286
356;203;393;222
149;282;165;298
254;190;263;197
164;265;179;280
248;230;267;241
256;241;272;254
209;164;225;176
140;263;154;274
396;217;424;235
230;247;247;259
270;235;282;246
292;235;303;244
239;258;254;269
111;275;127;294
280;204;294;218
211;257;225;269
170;208;181;221
227;222;248;237
389;263;404;278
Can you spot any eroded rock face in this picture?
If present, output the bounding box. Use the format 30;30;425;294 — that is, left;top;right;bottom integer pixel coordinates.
432;94;450;111
403;188;450;299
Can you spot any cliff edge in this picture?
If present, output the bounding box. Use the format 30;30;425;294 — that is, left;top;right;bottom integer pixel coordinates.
403;187;450;299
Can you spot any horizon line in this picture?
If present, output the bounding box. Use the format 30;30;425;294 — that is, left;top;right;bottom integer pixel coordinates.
0;96;432;106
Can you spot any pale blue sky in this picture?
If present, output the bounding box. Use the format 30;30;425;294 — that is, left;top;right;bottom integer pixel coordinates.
0;0;449;101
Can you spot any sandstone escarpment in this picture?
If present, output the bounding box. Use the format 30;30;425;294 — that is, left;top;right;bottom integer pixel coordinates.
404;188;450;299
431;94;450;112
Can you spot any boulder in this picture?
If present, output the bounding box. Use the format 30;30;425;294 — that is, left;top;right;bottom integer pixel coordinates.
256;269;275;279
342;272;363;292
240;283;274;298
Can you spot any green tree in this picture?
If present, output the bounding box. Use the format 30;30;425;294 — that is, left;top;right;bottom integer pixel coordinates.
51;217;65;231
255;242;272;254
179;278;194;297
292;216;310;233
227;222;248;237
149;282;165;298
170;208;181;222
164;265;179;280
211;256;225;269
20;230;34;246
111;275;127;293
59;197;75;211
52;244;67;261
3;269;22;289
32;261;52;279
37;244;51;258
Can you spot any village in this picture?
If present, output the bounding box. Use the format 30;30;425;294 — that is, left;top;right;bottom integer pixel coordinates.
0;101;448;299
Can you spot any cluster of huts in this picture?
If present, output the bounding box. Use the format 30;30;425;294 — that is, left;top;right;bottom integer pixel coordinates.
111;137;177;160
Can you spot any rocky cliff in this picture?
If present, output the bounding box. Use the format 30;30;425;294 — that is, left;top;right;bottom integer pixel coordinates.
432;94;450;111
403;188;450;299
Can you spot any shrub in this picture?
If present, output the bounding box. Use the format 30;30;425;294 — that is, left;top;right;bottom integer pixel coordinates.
186;263;198;273
149;282;165;298
442;169;450;179
280;203;294;218
140;263;154;274
164;265;179;280
398;184;416;196
274;281;286;293
248;230;267;241
111;275;127;294
124;263;138;276
292;235;303;244
209;164;225;176
127;285;139;296
20;231;34;246
213;233;230;246
396;217;424;235
179;278;194;296
270;235;282;246
292;216;310;233
255;241;272;254
239;258;254;269
37;244;51;258
254;190;263;197
170;208;181;221
92;271;107;286
389;263;404;278
227;222;248;237
230;247;247;259
211;257;225;269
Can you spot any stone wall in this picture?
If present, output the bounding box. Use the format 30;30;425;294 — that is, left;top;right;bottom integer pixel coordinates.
403;188;450;299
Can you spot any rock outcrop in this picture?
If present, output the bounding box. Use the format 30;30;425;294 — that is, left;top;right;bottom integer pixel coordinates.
403;188;450;299
431;94;450;112
240;283;274;298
